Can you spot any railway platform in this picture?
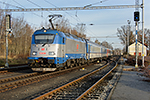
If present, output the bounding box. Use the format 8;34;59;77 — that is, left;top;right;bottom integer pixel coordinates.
110;65;150;100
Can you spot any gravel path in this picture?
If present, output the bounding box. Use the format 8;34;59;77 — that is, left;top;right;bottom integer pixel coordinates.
111;66;150;100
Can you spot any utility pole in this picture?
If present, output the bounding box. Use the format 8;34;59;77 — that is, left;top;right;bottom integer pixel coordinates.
134;0;139;68
127;20;131;57
141;0;145;67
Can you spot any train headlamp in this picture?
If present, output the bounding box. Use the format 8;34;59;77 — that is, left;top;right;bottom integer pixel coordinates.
32;51;37;55
33;44;38;47
49;51;55;55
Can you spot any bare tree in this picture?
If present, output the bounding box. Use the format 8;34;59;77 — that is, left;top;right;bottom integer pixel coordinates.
117;25;135;52
117;25;134;45
138;28;150;43
95;39;101;45
74;23;86;38
101;41;113;49
0;11;6;56
9;16;33;57
113;48;121;55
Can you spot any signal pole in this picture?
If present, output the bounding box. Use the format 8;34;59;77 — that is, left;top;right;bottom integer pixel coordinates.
135;22;138;68
5;14;11;68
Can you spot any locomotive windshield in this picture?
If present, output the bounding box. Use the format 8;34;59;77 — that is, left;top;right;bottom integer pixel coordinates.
35;34;55;44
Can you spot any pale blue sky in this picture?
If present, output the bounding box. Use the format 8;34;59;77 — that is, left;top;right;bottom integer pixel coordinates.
0;0;150;49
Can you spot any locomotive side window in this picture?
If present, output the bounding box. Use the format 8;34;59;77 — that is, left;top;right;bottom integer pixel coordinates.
35;34;55;44
63;38;65;43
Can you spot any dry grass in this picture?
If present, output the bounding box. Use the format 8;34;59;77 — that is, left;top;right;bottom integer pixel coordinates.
0;55;28;66
143;65;150;78
125;55;150;78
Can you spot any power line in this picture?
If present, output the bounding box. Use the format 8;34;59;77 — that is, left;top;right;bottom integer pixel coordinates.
86;26;98;37
84;0;109;8
0;1;23;9
43;0;83;23
12;0;43;18
43;0;81;22
26;0;53;15
27;0;41;8
12;0;24;7
87;36;118;38
0;0;46;19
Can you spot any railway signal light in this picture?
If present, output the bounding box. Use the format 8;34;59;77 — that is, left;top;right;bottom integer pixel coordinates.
134;11;139;21
6;15;11;30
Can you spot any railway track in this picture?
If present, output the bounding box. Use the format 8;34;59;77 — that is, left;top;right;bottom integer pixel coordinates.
0;64;29;74
33;58;120;100
0;60;107;93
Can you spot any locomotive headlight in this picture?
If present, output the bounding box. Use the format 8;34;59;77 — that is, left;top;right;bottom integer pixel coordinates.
33;44;38;47
49;51;55;55
32;51;37;55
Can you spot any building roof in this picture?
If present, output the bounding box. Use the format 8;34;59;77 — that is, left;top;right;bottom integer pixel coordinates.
130;41;148;47
137;41;148;47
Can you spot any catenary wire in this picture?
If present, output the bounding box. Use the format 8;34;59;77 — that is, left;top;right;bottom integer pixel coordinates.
43;0;81;22
12;0;44;18
0;1;23;9
43;0;96;37
27;0;53;14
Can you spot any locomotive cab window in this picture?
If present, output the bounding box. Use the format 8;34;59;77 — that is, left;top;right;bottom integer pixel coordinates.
35;34;55;44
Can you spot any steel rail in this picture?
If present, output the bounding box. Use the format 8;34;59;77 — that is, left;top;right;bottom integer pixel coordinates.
76;63;118;100
0;72;40;84
33;62;110;100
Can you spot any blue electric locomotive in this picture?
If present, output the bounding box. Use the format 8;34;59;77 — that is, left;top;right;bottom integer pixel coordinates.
28;28;87;71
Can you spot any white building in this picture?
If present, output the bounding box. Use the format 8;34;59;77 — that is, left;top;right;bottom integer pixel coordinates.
128;42;147;56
